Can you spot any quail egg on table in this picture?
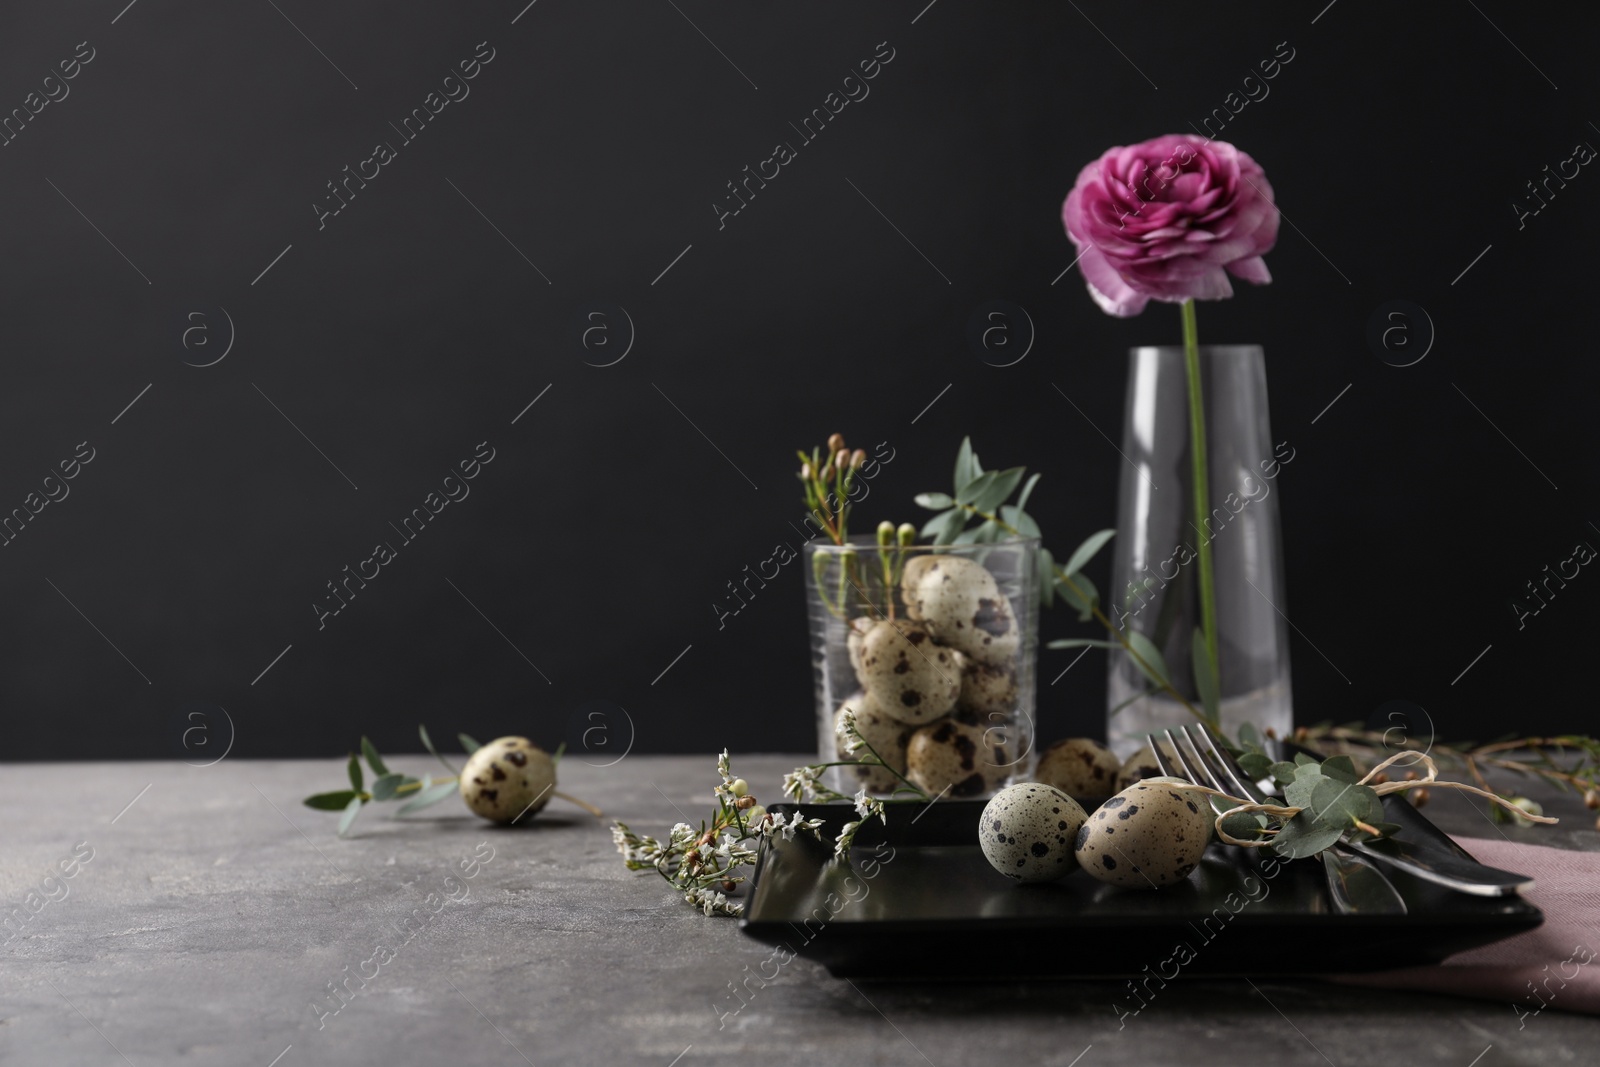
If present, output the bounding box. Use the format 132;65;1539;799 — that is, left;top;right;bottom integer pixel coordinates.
856;618;960;725
979;783;1089;882
1074;780;1212;889
1034;738;1120;798
905;715;1014;798
459;736;556;824
903;555;1020;665
833;693;913;793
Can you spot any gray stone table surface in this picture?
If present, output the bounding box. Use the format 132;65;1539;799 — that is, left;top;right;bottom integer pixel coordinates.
2;755;1597;1066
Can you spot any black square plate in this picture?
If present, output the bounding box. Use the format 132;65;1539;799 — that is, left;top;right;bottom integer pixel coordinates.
740;794;1542;978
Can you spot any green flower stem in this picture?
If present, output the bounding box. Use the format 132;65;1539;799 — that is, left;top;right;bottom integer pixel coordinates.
834;717;931;800
951;501;1210;725
1181;298;1222;703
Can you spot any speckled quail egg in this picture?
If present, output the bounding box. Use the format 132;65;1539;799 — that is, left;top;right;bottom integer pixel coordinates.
834;693;913;793
898;554;942;617
956;653;1019;717
1114;739;1182;791
979;783;1089;883
857;618;960;725
1034;738;1120;798
905;714;1015;798
1074;780;1212;889
846;616;875;679
459;737;556;824
904;555;1020;665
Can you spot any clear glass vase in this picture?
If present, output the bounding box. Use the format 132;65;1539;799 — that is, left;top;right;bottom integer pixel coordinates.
1105;345;1293;757
805;537;1039;798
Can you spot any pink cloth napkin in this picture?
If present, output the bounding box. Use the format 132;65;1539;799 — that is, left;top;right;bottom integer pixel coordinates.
1337;836;1600;1017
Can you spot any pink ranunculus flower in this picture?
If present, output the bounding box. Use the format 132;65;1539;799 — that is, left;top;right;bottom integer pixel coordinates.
1062;134;1279;318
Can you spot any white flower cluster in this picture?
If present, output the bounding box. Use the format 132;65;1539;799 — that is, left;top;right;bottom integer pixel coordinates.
683;886;743;917
835;708;866;756
782;765;823;803
759;809;825;842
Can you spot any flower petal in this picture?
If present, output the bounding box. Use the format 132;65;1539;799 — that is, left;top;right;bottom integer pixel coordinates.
1078;246;1149;317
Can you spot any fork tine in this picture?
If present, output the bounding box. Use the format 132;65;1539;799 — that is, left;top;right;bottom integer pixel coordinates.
1162;728;1218;791
1146;735;1181;778
1184;723;1259;801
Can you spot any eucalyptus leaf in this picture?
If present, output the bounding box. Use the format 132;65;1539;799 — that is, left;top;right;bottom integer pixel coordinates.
361;737;388;777
1062;529;1116;577
952;523;986;545
1269;761;1299;785
1045;638;1116;649
338;796;363;837
1310;777;1376;829
955;470;997;507
458;733;482;755
972;466;1025;513
1319;755;1359;784
347;754;363;793
1000;505;1042;539
303;790;358;811
1237;721;1263;750
1057;572;1100;621
914;492;954;510
370;773;407;801
397;778;459;815
1271;812;1344;859
1124;631;1171;690
1191;627;1221;725
1219;809;1267;840
953;437;979;490
1037;548;1056;608
1237;751;1274;781
1014;472;1041;514
922;509;965;545
419;723;458;774
1284;774;1320;811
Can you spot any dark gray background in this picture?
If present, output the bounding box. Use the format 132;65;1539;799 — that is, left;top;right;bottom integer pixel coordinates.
1;1;1595;761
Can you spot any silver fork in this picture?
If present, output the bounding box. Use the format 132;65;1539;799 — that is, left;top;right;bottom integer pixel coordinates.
1190;723;1536;897
1150;727;1408;914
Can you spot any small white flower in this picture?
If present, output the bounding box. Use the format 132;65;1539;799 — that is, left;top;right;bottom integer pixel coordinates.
836;709;865;755
853;789;874;818
782;765;822;802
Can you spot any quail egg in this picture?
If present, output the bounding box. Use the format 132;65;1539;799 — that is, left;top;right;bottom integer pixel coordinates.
1034;738;1120;798
979;783;1089;883
1114;739;1182;791
856;618;960;725
904;555;1019;665
905;714;1014;798
1074;780;1211;889
957;653;1019;717
459;737;556;824
834;693;913;793
846;616;875;679
898;554;941;617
